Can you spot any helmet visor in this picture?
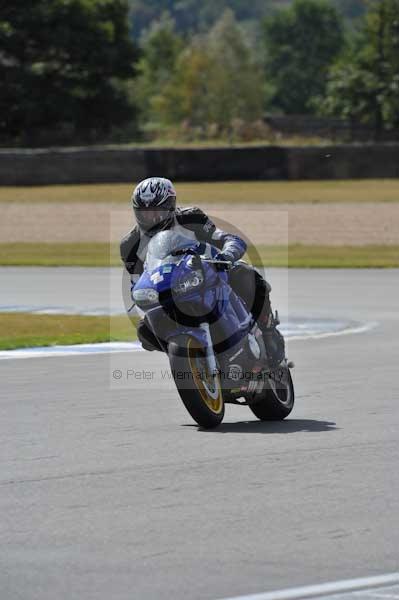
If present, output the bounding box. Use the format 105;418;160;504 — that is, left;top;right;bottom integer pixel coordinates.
135;207;172;231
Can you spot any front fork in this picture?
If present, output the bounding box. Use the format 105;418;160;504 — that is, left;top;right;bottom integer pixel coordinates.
199;322;219;376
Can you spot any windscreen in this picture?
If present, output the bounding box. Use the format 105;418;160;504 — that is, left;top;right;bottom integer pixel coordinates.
145;230;199;272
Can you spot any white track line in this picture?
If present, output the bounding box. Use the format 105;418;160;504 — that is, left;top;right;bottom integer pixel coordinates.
0;321;378;361
217;573;399;600
361;593;399;599
0;305;124;316
288;320;378;341
0;341;143;360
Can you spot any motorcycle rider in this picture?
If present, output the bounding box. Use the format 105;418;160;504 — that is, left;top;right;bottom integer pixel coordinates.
120;177;284;365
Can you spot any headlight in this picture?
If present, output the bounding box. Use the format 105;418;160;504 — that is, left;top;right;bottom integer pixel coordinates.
173;270;204;295
133;288;159;307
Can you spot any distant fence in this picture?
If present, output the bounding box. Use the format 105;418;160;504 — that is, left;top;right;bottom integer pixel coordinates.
1;143;398;185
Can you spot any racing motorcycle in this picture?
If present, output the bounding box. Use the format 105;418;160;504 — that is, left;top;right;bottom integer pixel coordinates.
132;230;294;429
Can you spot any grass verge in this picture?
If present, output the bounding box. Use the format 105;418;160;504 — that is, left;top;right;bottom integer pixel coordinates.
248;244;399;268
0;242;398;268
0;313;137;350
0;243;119;267
1;180;399;205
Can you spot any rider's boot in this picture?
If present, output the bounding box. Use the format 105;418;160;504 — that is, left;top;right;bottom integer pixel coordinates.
258;309;286;368
137;319;165;352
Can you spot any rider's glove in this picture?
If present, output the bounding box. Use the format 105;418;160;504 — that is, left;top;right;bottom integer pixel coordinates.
214;252;234;271
214;251;234;263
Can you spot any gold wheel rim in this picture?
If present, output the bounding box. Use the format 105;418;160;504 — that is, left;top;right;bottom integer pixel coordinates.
187;338;224;414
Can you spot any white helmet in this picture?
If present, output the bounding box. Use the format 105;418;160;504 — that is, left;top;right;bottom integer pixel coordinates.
132;177;177;235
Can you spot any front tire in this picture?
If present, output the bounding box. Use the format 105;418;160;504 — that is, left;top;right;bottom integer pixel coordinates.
249;365;294;421
168;335;224;429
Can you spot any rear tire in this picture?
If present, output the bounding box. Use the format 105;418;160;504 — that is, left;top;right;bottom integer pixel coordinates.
249;365;294;421
168;335;224;429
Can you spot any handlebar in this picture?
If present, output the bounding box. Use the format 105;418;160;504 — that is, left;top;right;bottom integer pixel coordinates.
202;258;234;271
171;248;234;271
171;247;198;257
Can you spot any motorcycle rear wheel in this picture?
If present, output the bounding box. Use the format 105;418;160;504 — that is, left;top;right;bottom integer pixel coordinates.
168;335;225;429
249;365;294;421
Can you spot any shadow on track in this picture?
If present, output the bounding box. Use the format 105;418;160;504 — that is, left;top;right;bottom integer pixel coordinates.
183;419;337;434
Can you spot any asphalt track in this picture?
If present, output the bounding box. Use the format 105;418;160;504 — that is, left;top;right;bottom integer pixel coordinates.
1;269;398;600
0;266;125;315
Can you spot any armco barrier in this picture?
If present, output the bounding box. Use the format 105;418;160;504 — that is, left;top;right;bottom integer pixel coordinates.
0;147;147;185
0;143;398;185
286;144;399;179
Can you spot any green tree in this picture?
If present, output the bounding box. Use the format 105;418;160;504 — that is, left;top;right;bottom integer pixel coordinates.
0;0;137;144
127;1;366;39
128;0;275;37
263;0;345;114
134;13;183;125
154;10;264;138
321;0;399;135
333;0;367;20
204;11;264;130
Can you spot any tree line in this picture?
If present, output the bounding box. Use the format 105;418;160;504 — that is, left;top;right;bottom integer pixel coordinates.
127;0;367;37
1;0;137;145
1;0;398;145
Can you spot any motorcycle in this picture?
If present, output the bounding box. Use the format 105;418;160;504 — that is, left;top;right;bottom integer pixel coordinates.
132;230;294;429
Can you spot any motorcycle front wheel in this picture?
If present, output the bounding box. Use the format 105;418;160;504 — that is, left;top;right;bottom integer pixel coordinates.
249;364;294;421
168;335;224;429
